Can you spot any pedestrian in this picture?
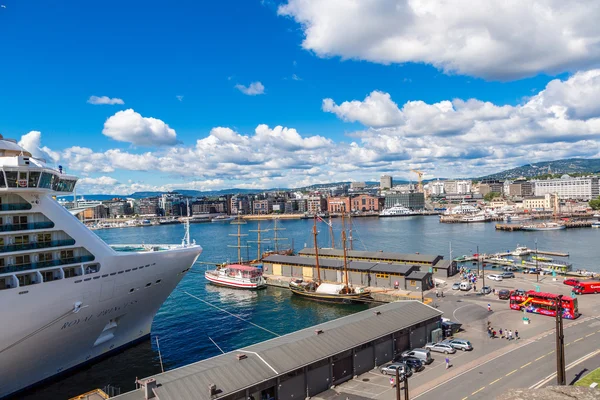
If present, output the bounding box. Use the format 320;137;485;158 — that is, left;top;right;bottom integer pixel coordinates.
445;357;450;369
493;288;496;295
515;330;519;340
492;330;496;338
390;376;395;387
487;303;491;312
499;328;503;338
507;330;511;340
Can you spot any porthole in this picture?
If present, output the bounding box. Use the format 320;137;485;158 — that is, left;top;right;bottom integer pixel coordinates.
129;288;134;293
155;279;162;284
145;283;151;287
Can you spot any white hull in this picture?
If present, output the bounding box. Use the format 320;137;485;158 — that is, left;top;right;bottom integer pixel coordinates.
205;271;266;289
0;192;202;398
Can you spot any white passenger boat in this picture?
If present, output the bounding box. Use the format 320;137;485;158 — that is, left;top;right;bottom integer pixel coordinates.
0;135;203;398
205;264;266;289
460;211;491;223
512;246;530;256
521;222;566;231
379;205;419;217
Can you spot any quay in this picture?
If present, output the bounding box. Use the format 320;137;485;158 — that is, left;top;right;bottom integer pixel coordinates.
112;301;442;400
495;221;593;231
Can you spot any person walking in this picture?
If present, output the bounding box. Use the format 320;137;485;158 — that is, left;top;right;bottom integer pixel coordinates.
487;303;492;312
499;328;503;338
445;357;450;369
515;330;519;340
390;376;395;388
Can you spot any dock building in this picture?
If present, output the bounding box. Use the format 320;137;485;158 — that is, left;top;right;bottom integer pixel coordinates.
114;301;443;400
262;254;435;290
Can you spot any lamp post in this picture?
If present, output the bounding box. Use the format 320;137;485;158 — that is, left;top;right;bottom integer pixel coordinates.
535;239;539;283
555;294;566;385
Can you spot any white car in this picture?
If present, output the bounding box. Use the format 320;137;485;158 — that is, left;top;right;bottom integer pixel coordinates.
488;274;503;281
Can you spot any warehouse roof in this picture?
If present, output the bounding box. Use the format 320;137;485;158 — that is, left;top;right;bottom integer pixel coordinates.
406;270;431;280
263;254;343;268
369;263;416;274
434;259;453;270
114;301;442;400
298;248;441;264
263;255;418;275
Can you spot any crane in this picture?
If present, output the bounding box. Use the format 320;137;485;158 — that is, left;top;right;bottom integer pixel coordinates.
410;169;424;193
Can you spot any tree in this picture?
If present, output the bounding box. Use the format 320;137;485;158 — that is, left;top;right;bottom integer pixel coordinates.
484;192;501;202
590;196;600;210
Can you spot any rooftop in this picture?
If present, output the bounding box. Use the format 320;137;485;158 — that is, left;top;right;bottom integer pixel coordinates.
298;248;441;264
113;301;442;400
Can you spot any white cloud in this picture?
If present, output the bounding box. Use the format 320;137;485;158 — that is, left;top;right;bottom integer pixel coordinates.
87;96;124;105
78;176;118;186
323;91;404;127
278;0;600;80
235;81;265;95
292;74;301;81
18;131;60;162
102;109;178;146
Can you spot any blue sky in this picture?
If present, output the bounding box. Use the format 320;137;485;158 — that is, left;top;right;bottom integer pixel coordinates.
1;1;599;194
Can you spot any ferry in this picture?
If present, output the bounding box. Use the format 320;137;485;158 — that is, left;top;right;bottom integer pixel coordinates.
521;222;566;231
211;215;236;222
205;264;266;289
379;205;419;217
460;211;491;223
0;136;203;398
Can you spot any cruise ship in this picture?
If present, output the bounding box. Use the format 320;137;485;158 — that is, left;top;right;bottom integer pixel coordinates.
0;136;203;398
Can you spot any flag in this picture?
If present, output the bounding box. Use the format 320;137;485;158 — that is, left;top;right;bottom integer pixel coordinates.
317;215;332;227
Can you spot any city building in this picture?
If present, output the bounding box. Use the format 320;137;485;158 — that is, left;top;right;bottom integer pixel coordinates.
253;198;273;214
384;193;425;210
327;196;350;213
230;195;250;215
103;198;131;218
306;196;327;215
479;180;504;196
533;175;599;201
508;180;534;197
192;197;228;214
350;194;381;212
380;175;393;190
284;198;308;214
430;180;445;195
137;197;160;216
523;193;555;211
350;181;366;190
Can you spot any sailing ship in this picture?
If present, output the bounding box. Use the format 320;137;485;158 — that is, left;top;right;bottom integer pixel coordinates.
205;214;267;289
260;218;293;258
289;216;371;303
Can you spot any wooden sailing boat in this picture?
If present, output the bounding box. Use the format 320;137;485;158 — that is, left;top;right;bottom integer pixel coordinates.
260;217;294;258
289;215;371;303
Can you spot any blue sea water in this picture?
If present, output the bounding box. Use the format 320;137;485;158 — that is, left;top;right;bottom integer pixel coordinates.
24;216;600;399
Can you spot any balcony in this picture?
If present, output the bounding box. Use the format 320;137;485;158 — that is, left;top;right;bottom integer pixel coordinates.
0;203;32;211
0;255;95;274
0;239;76;254
0;222;55;232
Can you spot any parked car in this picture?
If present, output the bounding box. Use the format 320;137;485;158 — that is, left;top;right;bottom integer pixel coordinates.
393;356;425;372
488;274;503;281
424;342;456;354
503;266;518;272
480;285;492;295
501;272;515;279
452;282;461;290
400;348;433;364
563;278;580;287
380;363;413;377
523;268;539;274
498;289;511;300
459;282;472;291
444;339;473;351
512;288;526;296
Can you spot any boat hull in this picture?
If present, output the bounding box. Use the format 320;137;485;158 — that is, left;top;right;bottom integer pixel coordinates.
289;286;372;304
204;272;266;290
521;226;566;231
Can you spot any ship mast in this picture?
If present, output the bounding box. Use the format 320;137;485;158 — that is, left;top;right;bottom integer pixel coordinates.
348;213;353;251
313;216;321;283
342;229;349;289
229;214;248;263
248;221;270;261
271;217;287;252
329;215;334;248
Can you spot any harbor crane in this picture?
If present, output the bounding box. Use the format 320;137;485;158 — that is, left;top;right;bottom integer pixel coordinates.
410;169;424;193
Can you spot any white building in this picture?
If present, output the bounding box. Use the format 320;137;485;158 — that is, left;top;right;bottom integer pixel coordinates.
380;175;393;190
444;180;472;194
430;180;445;195
533;175;599;201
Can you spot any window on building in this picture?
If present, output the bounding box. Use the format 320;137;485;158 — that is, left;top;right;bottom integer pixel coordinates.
13;215;27;225
0;258;4;267
15;255;31;265
14;235;29;245
37;233;52;243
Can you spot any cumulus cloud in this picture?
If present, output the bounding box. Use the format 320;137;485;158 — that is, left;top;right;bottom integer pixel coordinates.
78;176;119;186
102;109;178;146
18;131;60;162
235;81;265;95
87;96;124;105
323;91;403;127
278;0;600;80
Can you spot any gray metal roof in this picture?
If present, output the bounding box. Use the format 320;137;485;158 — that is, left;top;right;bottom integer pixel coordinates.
263;255;417;275
298;248;440;264
263;254;344;269
369;263;416;274
434;259;452;270
113;301;442;400
406;270;430;280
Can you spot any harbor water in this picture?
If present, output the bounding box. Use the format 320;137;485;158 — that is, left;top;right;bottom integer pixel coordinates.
23;216;600;399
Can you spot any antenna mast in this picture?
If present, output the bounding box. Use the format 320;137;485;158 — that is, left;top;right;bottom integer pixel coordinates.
229;214;248;263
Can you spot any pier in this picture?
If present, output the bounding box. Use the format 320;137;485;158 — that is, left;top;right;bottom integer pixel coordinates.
495;221;593;231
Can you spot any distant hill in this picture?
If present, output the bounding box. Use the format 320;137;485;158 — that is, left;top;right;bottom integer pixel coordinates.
479;158;600;180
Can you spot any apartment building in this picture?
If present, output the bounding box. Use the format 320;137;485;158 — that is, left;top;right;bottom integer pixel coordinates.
533;175;599;201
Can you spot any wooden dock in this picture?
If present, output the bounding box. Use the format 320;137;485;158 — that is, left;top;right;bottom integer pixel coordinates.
531;249;569;257
496;221;593;231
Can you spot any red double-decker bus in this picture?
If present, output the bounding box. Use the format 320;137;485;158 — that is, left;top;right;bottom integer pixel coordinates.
509;290;579;319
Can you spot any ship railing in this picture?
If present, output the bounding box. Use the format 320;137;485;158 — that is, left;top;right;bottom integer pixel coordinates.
0;255;95;274
0;203;32;211
0;221;55;232
0;239;76;253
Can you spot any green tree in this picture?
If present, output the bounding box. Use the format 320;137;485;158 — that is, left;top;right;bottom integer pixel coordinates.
484;192;501;202
590;196;600;210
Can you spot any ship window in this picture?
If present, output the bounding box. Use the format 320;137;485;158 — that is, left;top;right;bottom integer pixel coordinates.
42;270;56;282
5;171;18;188
13;215;27;225
14;235;30;245
15;255;31;265
51;174;59;191
37;233;52;243
60;250;74;260
0;172;5;188
28;171;40;188
39;172;53;189
0;238;3;247
0;258;4;267
39;252;53;262
85;264;99;274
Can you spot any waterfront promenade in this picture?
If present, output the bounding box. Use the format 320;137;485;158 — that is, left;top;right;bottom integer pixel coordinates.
315;273;600;400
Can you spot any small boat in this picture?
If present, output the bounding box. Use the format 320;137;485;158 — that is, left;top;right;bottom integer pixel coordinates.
511;246;530;257
592;221;600;228
211;215;236;222
379;205;420;217
159;217;180;225
504;214;532;222
205;264;267;289
460;211;491;223
521;222;566;231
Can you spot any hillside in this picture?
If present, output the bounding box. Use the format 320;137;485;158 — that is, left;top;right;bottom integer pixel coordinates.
480;158;600;180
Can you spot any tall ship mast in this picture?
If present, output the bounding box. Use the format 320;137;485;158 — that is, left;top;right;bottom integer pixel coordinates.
0;136;203;398
248;221;270;262
228;214;248;263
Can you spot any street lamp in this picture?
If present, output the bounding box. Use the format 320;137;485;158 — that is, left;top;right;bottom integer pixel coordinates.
535;239;539;283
